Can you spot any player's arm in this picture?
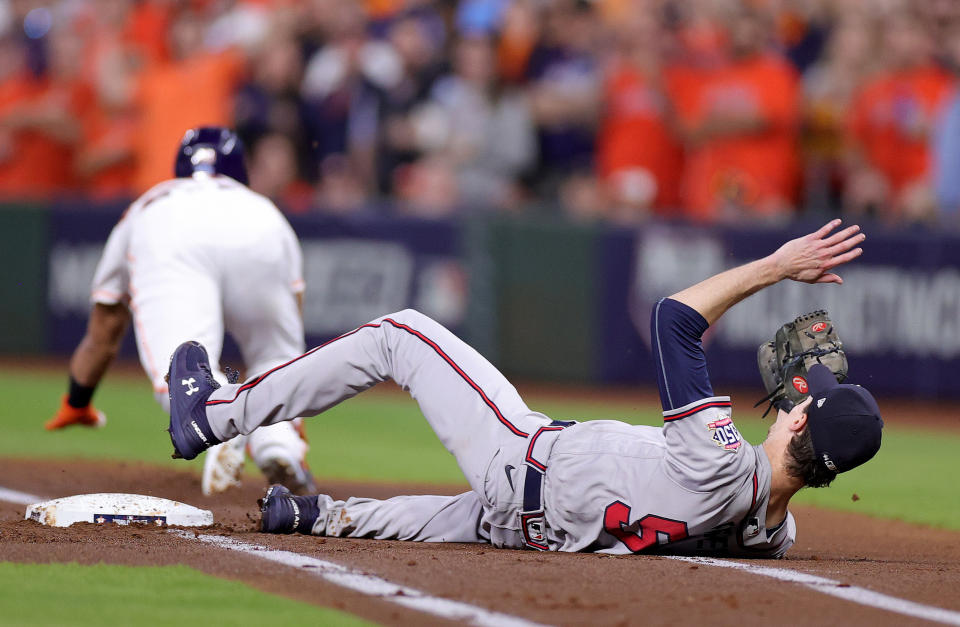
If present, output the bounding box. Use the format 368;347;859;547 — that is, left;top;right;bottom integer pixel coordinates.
652;221;864;483
70;303;132;387
651;220;862;411
669;220;864;325
47;211;134;431
46;303;131;430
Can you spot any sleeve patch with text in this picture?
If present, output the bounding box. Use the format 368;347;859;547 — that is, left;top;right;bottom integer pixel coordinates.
706;417;742;451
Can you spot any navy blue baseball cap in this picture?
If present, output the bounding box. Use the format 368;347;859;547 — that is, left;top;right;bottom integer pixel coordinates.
174;126;248;184
804;364;883;473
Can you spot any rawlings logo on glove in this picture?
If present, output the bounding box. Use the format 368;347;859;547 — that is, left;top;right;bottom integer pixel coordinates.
755;310;848;417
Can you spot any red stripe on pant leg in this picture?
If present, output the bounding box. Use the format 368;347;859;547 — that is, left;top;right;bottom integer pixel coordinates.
378;318;528;437
206;318;529;438
206;323;377;406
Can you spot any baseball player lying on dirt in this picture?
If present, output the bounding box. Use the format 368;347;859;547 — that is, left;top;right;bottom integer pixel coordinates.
166;219;882;557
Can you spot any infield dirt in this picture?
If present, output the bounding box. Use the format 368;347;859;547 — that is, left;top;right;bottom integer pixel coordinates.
1;457;958;626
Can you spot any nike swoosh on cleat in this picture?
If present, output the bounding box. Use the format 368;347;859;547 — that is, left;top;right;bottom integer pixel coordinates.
504;464;516;491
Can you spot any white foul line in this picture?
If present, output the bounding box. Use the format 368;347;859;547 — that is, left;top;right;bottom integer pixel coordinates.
0;487;44;505
5;483;959;626
668;556;960;626
173;531;548;627
2;484;545;627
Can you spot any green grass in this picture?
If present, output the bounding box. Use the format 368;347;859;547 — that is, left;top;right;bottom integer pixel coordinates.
2;369;465;482
0;562;373;627
3;367;959;530
785;428;960;528
4;370;175;464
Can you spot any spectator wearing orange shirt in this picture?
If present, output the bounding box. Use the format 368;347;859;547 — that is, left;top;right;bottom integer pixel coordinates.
596;11;682;221
0;28;91;201
73;1;153;201
496;0;540;84
123;0;172;68
846;12;955;222
75;63;139;201
669;8;800;222
132;8;244;193
800;17;878;214
0;36;39;200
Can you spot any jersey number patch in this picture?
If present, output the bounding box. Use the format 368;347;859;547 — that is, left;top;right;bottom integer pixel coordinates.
603;501;689;553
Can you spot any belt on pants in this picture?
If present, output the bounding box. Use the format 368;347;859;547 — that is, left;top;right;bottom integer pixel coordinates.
519;419;575;550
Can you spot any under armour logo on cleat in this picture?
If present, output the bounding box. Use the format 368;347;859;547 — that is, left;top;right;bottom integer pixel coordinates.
190;420;208;444
182;377;199;396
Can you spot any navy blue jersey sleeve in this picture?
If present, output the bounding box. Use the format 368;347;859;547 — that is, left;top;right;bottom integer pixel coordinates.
650;297;713;411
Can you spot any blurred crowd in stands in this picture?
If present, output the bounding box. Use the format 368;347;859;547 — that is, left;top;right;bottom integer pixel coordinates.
2;0;960;227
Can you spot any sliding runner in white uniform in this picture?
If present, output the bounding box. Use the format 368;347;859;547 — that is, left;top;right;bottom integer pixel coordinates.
50;127;315;496
166;220;882;556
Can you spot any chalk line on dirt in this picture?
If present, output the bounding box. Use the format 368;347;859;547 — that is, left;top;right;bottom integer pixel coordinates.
173;531;547;627
1;484;545;625
669;556;960;626
5;484;959;626
0;487;44;505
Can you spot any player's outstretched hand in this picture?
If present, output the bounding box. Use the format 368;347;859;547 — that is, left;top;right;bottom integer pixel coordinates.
45;395;107;430
771;219;865;285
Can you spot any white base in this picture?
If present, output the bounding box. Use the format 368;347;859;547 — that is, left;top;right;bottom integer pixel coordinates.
25;493;214;528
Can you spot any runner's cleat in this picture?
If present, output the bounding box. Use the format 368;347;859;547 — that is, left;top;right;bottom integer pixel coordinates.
259;453;318;496
45;396;107;430
167;341;222;460
258;484;320;534
201;437;247;495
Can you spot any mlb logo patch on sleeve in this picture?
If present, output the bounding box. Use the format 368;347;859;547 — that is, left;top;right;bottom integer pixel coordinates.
706;417;742;451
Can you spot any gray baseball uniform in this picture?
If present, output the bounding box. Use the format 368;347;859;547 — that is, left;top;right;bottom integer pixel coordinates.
202;301;795;557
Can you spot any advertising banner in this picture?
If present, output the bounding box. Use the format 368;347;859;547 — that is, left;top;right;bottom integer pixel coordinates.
30;203;960;397
290;214;467;341
44;207;467;362
599;220;960;397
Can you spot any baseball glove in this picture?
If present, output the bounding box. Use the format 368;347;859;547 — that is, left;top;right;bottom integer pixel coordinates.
754;310;847;417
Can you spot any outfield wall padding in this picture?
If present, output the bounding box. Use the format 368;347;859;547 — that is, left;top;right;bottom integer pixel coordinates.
0;206;48;353
4;202;960;398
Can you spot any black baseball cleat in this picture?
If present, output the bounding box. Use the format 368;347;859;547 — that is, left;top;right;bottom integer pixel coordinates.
258;484;320;534
167;341;222;460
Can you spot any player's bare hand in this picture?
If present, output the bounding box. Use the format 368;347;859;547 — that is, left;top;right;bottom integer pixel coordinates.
771;219;865;285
